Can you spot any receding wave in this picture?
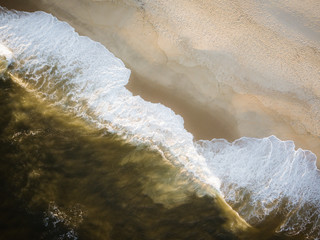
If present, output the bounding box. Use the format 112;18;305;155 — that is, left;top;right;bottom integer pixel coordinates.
1;7;320;238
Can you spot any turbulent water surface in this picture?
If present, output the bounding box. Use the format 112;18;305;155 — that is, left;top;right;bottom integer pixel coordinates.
0;6;320;240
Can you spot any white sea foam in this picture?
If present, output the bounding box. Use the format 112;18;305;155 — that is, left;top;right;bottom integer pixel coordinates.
0;42;13;73
1;7;320;238
196;136;320;237
0;43;12;60
0;8;220;190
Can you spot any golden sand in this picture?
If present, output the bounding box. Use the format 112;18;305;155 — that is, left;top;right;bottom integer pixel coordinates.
2;0;320;165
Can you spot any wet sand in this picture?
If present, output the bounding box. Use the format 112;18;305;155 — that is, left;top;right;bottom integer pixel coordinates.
127;71;239;141
1;3;320;239
1;0;320;164
0;0;239;142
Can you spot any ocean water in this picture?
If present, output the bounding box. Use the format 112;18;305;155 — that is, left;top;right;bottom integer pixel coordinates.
0;7;320;240
0;75;240;240
1;74;246;240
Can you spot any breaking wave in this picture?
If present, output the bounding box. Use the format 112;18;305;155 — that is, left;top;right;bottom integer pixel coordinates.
1;7;320;238
196;136;320;238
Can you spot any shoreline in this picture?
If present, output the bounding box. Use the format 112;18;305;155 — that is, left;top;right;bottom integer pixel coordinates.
127;71;239;141
0;0;240;142
1;0;320;165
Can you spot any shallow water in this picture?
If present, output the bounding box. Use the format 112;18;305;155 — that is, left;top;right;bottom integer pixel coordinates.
1;6;320;240
0;71;304;240
0;76;234;239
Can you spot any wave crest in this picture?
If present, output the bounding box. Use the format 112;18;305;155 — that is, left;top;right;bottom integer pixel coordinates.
1;7;320;238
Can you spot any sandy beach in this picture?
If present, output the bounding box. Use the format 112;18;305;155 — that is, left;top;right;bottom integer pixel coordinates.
2;1;320;239
0;0;239;141
2;0;320;163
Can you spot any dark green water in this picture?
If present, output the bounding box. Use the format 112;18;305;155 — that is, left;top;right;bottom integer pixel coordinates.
0;75;301;240
0;75;234;240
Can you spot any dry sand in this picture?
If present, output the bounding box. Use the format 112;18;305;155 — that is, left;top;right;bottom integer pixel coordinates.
0;0;239;141
1;0;320;164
